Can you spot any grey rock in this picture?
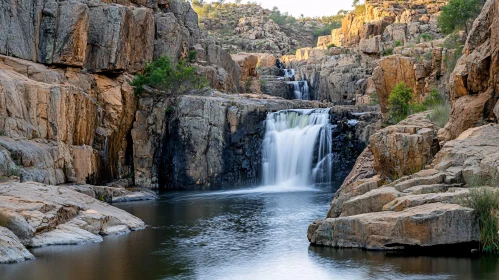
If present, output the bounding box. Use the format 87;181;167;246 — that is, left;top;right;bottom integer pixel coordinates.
0;227;34;264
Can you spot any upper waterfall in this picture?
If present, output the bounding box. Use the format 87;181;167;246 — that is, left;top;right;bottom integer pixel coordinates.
262;109;333;187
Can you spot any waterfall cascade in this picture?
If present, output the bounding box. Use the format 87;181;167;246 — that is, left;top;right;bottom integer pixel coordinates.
262;109;333;187
286;81;310;100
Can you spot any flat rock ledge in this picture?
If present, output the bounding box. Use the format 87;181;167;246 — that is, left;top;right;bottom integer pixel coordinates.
0;181;146;263
308;203;478;250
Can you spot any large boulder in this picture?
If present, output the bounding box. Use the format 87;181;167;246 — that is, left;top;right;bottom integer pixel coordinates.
369;112;438;180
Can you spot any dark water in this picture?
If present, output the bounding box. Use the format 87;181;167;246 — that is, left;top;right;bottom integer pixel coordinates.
2;185;499;280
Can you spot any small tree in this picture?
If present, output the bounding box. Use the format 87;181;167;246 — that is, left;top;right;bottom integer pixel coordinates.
131;56;209;97
438;0;483;35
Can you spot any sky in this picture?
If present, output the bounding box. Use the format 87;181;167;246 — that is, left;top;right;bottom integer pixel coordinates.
205;0;356;18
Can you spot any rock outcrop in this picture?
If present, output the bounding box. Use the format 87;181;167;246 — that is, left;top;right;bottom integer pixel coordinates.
0;226;34;264
309;109;499;251
438;0;499;143
0;55;136;185
0;181;145;261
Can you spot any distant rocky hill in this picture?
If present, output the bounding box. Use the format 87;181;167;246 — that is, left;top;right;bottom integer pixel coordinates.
194;2;336;55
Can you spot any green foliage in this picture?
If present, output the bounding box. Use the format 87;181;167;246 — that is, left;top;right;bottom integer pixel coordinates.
420;33;434;42
131;56;208;97
388;82;414;123
382;48;394;56
464;186;499;254
369;92;379;105
395;40;402;47
313;22;341;39
326;43;337;49
438;0;483;35
269;9;296;26
0;130;5;136
424;89;443;107
188;50;197;63
259;79;267;87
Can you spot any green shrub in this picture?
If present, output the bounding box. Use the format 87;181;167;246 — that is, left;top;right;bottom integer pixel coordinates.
326;43;336;49
382;48;394;56
395;40;402;47
424;89;444;107
388;82;414;123
420;33;434;42
131;56;208;97
188;50;197;62
429;102;451;128
464;187;499;254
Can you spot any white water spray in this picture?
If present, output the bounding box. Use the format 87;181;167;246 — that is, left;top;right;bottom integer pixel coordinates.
262;109;333;187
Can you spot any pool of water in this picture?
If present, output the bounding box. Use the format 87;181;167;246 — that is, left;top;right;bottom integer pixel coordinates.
1;185;499;280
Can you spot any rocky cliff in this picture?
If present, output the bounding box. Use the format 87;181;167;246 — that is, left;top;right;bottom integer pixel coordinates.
438;0;499;143
0;0;245;187
282;0;457;114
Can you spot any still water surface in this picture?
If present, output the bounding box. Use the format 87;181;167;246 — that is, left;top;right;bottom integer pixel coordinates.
1;185;499;280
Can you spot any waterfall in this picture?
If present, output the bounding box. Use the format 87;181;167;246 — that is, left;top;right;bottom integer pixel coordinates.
262;109;333;187
283;69;296;79
287;81;310;100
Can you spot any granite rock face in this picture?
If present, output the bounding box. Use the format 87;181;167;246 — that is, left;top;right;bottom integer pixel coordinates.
133;93;326;189
309;119;499;250
0;0;200;73
370;112;439;180
0;55;136;185
439;0;499;143
0;227;35;264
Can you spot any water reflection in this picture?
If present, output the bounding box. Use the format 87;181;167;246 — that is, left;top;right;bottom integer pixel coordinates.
1;189;499;280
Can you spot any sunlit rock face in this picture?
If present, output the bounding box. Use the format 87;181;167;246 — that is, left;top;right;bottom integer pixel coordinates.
439;0;499;143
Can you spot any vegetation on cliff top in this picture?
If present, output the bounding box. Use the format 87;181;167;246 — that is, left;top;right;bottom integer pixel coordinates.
131;56;208;97
438;0;484;35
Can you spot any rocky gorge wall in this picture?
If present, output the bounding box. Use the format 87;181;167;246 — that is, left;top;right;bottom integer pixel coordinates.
308;0;499;251
281;0;456;114
0;0;246;188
